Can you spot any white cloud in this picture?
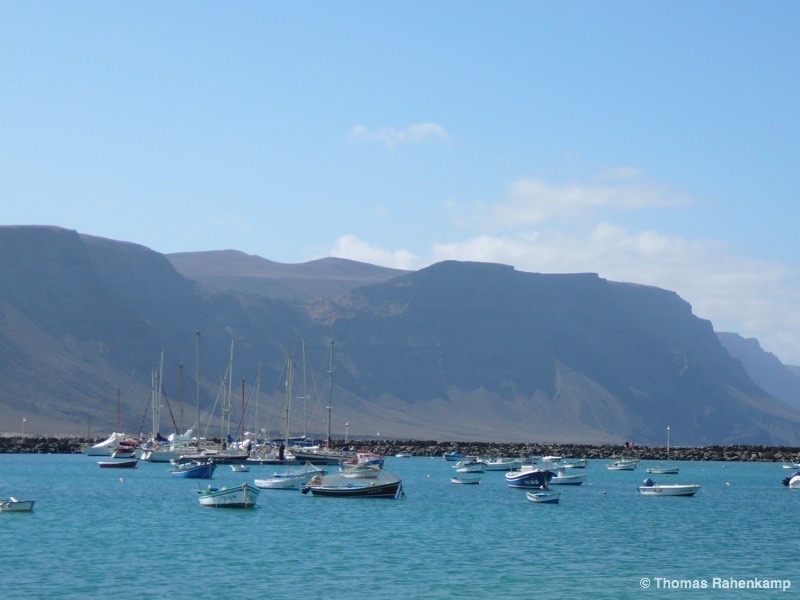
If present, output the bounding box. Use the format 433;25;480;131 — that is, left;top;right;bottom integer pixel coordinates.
348;123;450;148
448;176;690;230
330;234;420;271
328;170;800;364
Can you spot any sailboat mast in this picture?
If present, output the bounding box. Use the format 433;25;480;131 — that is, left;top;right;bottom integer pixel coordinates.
327;340;334;449
283;351;294;446
226;339;234;439
179;362;184;433
302;339;308;439
195;331;201;450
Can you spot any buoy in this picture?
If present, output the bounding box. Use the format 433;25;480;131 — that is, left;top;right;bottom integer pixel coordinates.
119;478;124;483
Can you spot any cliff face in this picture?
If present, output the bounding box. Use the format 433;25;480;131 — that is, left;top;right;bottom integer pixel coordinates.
2;226;800;445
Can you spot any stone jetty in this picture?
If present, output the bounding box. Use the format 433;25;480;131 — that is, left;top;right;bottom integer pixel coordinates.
2;436;800;463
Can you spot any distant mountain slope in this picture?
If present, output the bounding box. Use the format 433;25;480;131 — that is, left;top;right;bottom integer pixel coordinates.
306;261;800;445
717;332;800;411
168;250;408;301
2;226;800;445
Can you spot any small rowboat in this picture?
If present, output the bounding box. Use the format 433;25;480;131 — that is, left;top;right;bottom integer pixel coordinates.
98;460;138;469
526;490;561;504
0;497;35;512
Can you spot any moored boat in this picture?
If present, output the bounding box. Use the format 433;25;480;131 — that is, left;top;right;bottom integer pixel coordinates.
301;469;404;498
526;490;561;504
451;474;482;485
454;458;485;473
646;467;679;475
550;468;586;486
254;462;323;490
481;457;522;471
170;460;216;479
608;459;638;471
505;466;554;489
230;464;249;472
98;459;138;469
0;497;35;512
782;473;800;489
442;451;464;462
197;482;259;508
638;479;699;496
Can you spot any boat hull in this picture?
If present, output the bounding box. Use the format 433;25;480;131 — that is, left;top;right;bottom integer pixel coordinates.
98;460;138;469
170;462;216;479
304;480;402;498
646;468;679;475
451;475;481;485
198;483;259;508
0;498;35;512
638;484;700;496
550;473;586;485
526;491;560;504
505;469;553;489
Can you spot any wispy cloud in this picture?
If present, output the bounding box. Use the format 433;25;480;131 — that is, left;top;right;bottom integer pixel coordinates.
327;171;800;364
448;175;690;230
348;123;450;148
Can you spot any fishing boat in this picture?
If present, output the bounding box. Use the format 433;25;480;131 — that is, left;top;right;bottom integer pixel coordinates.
197;482;259;508
505;465;554;489
646;467;679;475
607;459;638;471
638;479;700;496
0;497;35;512
341;450;385;468
451;474;482;485
550;468;586;486
170;460;216;479
301;469;404;498
254;461;324;490
98;459;138;469
526;490;561;504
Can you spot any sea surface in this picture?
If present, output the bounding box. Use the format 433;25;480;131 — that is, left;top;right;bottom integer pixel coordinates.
1;454;798;599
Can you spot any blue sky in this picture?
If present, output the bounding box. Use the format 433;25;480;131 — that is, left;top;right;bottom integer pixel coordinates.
3;2;800;363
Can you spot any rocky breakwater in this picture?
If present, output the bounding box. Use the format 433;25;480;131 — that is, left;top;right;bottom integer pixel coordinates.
0;436;86;454
334;440;800;463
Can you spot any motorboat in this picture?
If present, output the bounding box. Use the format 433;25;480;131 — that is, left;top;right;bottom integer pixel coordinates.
341;451;385;468
550;468;586;486
197;482;259;508
638;479;700;496
608;459;638;471
301;469;404;498
0;497;35;512
482;457;522;471
526;490;561;504
254;462;324;490
454;458;485;473
505;466;554;489
646;467;679;475
170;460;216;479
560;458;587;469
98;459;138;469
340;464;382;478
451;474;482;485
442;451;464;462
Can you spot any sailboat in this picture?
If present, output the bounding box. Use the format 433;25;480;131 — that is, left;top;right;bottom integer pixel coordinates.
291;341;354;465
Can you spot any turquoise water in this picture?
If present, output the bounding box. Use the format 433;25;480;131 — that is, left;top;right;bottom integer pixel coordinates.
1;454;797;599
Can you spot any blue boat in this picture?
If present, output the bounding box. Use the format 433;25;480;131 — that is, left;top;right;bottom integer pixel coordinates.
170;460;216;479
442;451;464;462
504;466;554;489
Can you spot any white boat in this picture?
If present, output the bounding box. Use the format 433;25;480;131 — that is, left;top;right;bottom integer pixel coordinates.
560;458;587;469
451;474;482;485
395;452;412;458
782;474;800;489
80;432;132;456
0;497;35;512
526;490;561;504
638;479;699;496
340;464;381;478
197;482;259;508
550;468;586;486
482;457;522;471
230;464;249;472
608;459;638;471
782;462;800;470
646;467;679;475
454;458;485;473
254;462;324;490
